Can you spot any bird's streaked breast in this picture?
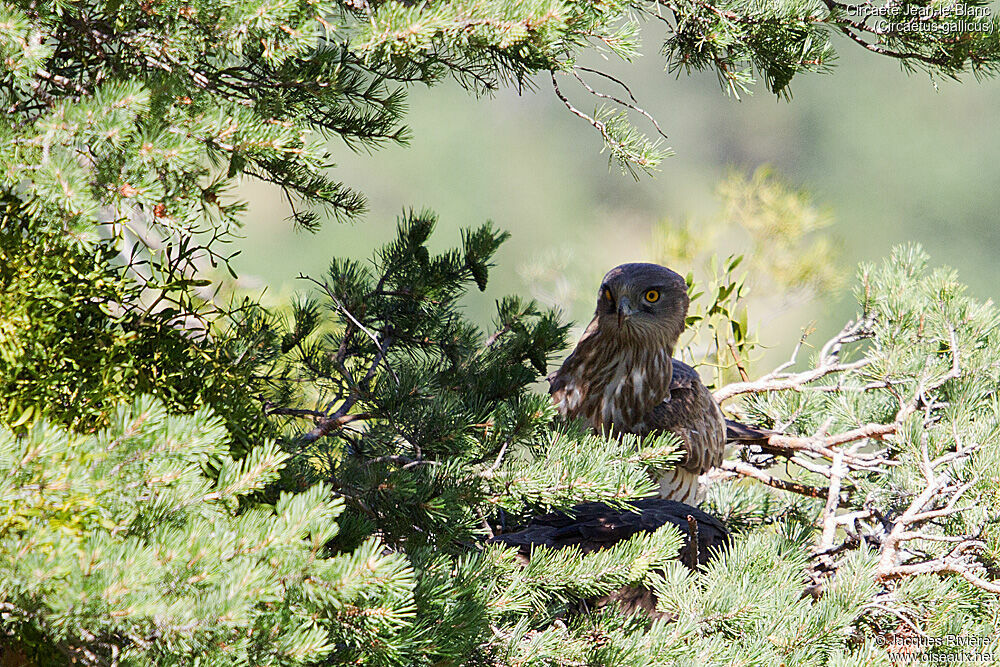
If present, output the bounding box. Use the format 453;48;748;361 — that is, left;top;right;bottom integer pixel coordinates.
557;341;672;435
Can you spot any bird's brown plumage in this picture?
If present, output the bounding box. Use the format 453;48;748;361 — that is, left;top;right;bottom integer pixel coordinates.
489;497;730;617
490;497;729;564
549;263;725;503
488;264;729;615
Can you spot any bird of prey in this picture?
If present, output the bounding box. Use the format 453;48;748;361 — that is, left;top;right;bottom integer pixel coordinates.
488;265;731;609
548;263;726;504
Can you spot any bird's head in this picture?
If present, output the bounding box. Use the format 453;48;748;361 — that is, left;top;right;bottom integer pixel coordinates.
594;263;689;349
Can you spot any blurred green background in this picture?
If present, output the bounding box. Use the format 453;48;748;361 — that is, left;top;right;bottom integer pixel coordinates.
231;30;1000;368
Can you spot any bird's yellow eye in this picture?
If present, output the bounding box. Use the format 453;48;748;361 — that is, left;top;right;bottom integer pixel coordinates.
603;288;613;302
645;289;660;303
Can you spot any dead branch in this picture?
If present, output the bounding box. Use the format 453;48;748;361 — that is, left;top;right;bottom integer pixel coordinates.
720;459;829;498
817;451;845;555
715;313;1000;595
714;318;874;403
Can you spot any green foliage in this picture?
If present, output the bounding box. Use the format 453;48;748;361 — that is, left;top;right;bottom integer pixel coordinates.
0;0;649;248
226;218;703;664
252;214;683;552
492;429;683;514
651;538;882;663
243;220;1000;666
741;245;1000;550
725;245;1000;661
594;104;671;178
1;0;994;264
0;196;272;453
717;167;841;296
5;1;1000;665
0;396;416;666
681;254;753;389
657;166;840;387
655;0;1000;97
660;0;839;97
855;246;1000;558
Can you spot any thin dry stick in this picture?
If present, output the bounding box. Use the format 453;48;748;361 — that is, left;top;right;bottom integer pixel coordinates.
686;514;701;569
817;451;845;554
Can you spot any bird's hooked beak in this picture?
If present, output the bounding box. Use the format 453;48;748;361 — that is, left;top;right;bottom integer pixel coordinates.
617;296;635;329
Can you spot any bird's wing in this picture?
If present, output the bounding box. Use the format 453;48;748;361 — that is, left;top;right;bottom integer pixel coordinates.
645;359;726;473
671;361;777;445
547;317;600;400
489;497;729;566
547;361;567;396
667;360;698;391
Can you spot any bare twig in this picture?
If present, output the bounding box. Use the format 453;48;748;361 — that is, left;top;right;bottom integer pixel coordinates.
480;435;516;479
816;451;845;556
720;460;830;498
716;311;996;595
550;72;659;171
715;319;874;403
714;359;870;403
686;514;701;569
571;66;670;142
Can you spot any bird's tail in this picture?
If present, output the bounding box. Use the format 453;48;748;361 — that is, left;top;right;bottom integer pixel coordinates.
725;418;774;444
657;468;703;504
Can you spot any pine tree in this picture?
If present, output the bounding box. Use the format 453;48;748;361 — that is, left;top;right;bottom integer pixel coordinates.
3;0;1000;665
0;396;424;665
